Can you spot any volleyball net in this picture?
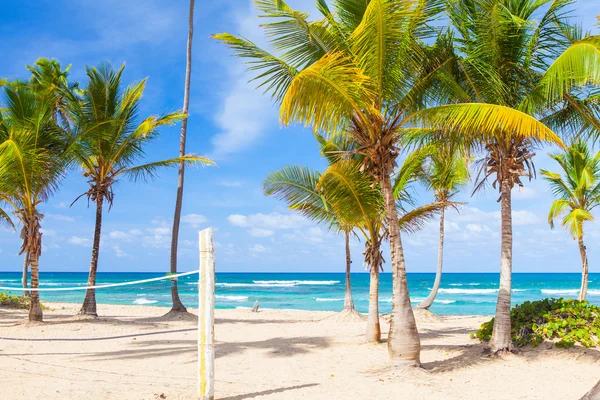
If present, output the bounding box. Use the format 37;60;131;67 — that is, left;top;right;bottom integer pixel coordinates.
0;227;216;400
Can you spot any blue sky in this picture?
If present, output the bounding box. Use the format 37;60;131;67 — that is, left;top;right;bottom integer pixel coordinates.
0;0;598;274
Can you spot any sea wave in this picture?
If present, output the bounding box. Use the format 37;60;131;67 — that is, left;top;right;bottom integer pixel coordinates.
435;299;457;304
216;283;296;288
449;283;481;286
216;295;249;302
315;298;344;302
541;289;578;295
133;298;158;305
438;288;498;294
253;280;340;286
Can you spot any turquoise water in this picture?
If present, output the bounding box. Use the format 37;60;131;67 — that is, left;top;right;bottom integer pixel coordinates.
0;272;598;315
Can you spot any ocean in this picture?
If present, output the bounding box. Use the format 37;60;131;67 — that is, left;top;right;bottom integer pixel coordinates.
0;272;598;315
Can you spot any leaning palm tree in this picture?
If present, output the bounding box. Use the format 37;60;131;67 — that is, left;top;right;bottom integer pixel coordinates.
409;0;599;353
542;141;600;301
68;63;213;317
169;0;197;316
0;85;70;321
215;0;448;366
415;146;469;310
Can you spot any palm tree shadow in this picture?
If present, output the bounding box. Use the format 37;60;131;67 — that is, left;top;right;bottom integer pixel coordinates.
220;383;319;400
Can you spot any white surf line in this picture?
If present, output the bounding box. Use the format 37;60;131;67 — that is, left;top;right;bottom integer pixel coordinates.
0;270;200;292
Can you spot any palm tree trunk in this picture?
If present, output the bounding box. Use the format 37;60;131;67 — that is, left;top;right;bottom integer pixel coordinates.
168;0;195;314
80;196;103;316
381;174;420;366
416;207;445;310
489;179;514;353
578;235;589;301
22;252;29;297
28;257;42;322
366;265;381;342
343;230;355;311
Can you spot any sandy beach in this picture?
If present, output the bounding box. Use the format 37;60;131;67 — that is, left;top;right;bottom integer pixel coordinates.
0;303;598;399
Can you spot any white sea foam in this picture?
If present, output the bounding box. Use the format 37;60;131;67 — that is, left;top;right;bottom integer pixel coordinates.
315;298;344;302
588;290;600;296
435;299;457;304
449;283;481;286
213;280;339;288
216;283;296;288
438;288;498;294
133;298;158;305
253;280;339;286
216;295;248;302
541;289;578;295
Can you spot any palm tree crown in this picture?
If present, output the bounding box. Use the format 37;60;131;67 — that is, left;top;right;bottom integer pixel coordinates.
542;141;600;300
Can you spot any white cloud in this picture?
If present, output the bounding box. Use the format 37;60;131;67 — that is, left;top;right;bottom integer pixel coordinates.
218;180;243;188
54;202;67;209
512;186;536;200
248;228;274;237
142;234;170;249
228;212;309;230
40;229;56;237
112;244;129;258
147;227;170;235
109;230;143;242
512;210;541;226
68;236;91;247
249;244;270;254
181;214;208;228
46;213;75;222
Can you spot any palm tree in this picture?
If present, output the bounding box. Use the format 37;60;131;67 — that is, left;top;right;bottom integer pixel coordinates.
169;0;196;316
264;133;365;319
0;85;70;321
215;0;448;366
265;135;448;342
542;142;600;301
68;63;213;317
408;0;600;353
415;146;469;310
8;59;78;293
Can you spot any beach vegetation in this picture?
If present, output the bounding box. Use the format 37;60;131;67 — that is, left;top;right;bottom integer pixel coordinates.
215;0;451;367
168;0;197;317
415;143;469;310
66;63;213;317
473;298;600;348
408;0;600;353
0;69;72;322
542;142;600;301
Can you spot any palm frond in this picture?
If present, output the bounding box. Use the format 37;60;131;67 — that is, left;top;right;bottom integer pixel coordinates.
281;51;376;135
409;103;565;147
263;165;334;224
212;33;298;102
398;201;454;234
122;155;215;182
318;160;383;227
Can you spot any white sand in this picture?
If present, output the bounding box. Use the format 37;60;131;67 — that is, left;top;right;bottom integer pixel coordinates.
1;303;599;399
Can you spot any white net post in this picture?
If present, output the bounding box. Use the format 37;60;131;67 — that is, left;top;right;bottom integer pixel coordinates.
198;227;215;400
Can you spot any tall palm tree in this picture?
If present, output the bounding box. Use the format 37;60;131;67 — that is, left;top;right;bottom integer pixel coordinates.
0;85;70;321
542;142;600;301
68;64;213;317
265;136;448;342
264;134;365;319
8;59;78;293
408;0;600;353
169;0;196;316
215;0;448;366
415;146;469;310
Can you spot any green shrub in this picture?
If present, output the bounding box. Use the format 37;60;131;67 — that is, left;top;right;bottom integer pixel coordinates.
472;298;600;348
0;291;31;309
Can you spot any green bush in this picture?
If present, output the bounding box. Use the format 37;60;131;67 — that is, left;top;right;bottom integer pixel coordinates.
0;291;31;309
472;298;600;348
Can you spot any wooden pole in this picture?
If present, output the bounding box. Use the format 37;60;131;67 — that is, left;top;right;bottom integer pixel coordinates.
199;227;215;400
